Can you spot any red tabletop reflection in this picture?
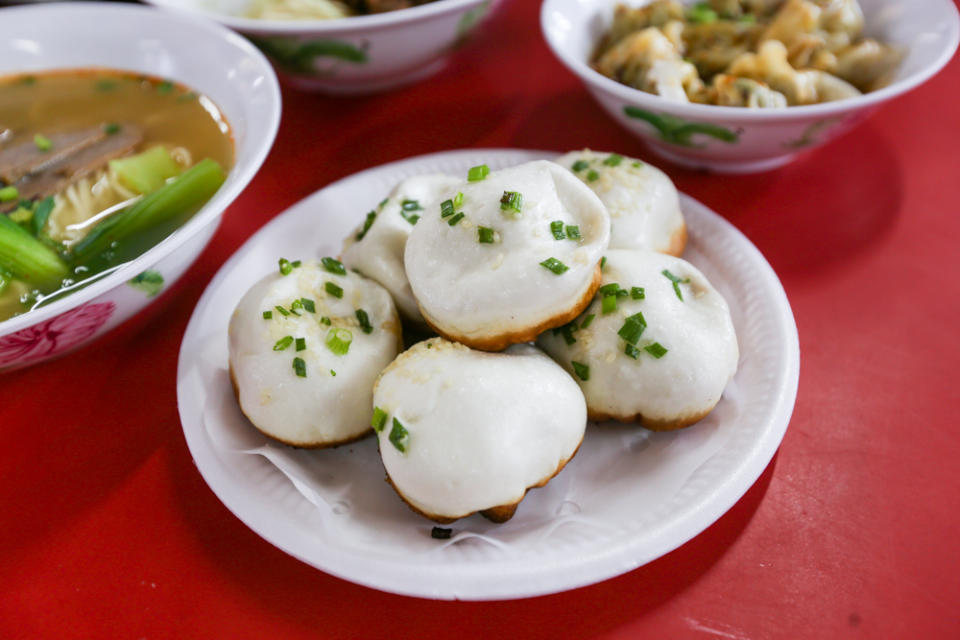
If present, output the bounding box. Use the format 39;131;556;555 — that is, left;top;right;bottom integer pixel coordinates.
2;0;959;637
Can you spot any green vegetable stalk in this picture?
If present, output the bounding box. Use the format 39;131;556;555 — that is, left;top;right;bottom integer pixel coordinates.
0;214;69;287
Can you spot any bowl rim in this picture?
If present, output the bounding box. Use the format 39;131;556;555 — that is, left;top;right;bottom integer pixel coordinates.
0;2;282;338
540;0;960;122
143;0;491;34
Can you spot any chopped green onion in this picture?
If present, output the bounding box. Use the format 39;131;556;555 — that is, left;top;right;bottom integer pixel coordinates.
401;199;422;211
0;186;18;202
603;153;623;167
632;161;643;168
389;417;410;453
290;299;304;314
540;257;569;275
453;191;464;208
601;294;617;314
325;327;353;355
292;260;302;268
378;197;389;208
601;256;607;270
580;313;596;329
293;357;307;377
617;312;647;345
156;80;175;94
371;407;388;433
477;226;496;244
321;256;346;275
357;210;377;240
325;281;344;298
739;13;757;24
598;282;621;297
273;335;294;351
447;212;465;226
279;257;294;275
631;287;645;300
616;288;629;298
356;308;374;334
295;337;306;351
644;342;668;358
300;298;316;313
500;191;523;216
31;196;54;236
586;169;599;182
95;78;116;91
572;361;590;381
440;199;455;218
33;134;52;152
274;305;290;317
330;369;337;376
550;220;566;240
467;164;490;182
565;225;582;241
104;123;121;135
559;323;577;345
625;344;641;359
262;310;273;320
662;269;690;301
571;159;589;172
320;316;332;326
688;2;718;23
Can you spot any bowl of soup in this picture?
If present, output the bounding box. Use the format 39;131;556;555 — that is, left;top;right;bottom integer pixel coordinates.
143;0;500;94
541;0;960;172
0;2;281;371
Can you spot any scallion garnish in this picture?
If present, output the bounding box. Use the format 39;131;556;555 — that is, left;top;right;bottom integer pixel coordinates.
500;191;523;216
559;323;577;345
371;407;387;433
275;305;290;317
598;282;621;297
321;256;347;275
625;344;641;359
293;357;307;377
644;342;668;358
325;281;344;298
357;210;377;240
389;417;410;453
300;298;316;313
401;199;422;211
447;212;465;226
467;164;490;182
378;197;389;208
571;159;589;172
540;257;569;275
33;134;52;152
453;191;464;208
295;337;306;352
601;295;617;314
273;335;294;351
632;161;643;168
292;260;302;268
631;287;645;300
477;226;496;243
550;220;566;240
688;2;718;24
440;199;455;218
262;310;273;320
586;169;599;182
565;225;582;241
662;269;690;301
580;313;596;329
603;153;623;167
279;257;294;276
572;361;590;381
600;256;607;270
0;186;18;202
104;123;121;135
617;312;647;345
289;299;304;315
325;327;353;356
330;370;337;376
156;80;175;94
356;308;374;334
320;316;332;326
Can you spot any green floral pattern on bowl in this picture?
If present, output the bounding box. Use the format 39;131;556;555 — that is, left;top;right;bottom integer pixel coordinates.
250;36;368;75
128;270;164;297
624;106;739;147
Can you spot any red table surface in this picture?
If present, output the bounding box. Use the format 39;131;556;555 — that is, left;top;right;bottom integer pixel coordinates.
2;1;959;637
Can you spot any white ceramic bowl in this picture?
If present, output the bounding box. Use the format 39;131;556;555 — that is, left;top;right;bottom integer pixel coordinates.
0;2;281;372
542;0;959;173
145;0;501;94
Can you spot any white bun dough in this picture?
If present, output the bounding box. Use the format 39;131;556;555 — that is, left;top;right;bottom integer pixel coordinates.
373;339;587;523
342;173;461;326
229;260;402;447
556;150;687;256
537;250;738;430
404;160;610;351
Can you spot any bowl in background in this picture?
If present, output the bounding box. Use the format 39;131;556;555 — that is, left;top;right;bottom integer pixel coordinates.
0;2;281;372
145;0;501;94
541;0;960;173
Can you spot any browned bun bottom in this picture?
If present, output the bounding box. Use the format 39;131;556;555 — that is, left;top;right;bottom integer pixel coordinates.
587;404;715;432
662;223;688;258
229;363;372;449
418;263;604;352
385;440;584;524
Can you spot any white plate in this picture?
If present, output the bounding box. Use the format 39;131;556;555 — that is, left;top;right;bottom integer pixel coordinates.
177;149;799;600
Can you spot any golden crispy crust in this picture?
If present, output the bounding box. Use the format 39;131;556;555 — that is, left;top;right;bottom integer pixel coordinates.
229;363;373;449
587;404;715;432
662;222;688;258
417;263;604;352
385;440;584;524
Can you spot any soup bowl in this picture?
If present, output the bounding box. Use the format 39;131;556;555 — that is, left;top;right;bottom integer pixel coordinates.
541;0;960;173
0;2;281;372
144;0;500;94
